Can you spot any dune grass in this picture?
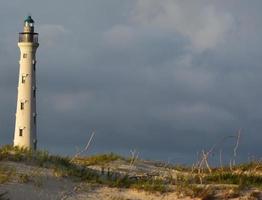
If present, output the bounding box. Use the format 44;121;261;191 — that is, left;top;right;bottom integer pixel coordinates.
0;145;170;193
0;145;261;196
73;153;123;166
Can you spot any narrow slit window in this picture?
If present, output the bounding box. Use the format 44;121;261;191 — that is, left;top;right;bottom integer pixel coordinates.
33;139;37;150
33;64;36;71
20;102;24;110
19;129;23;136
33;114;36;124
33;88;36;98
23;53;27;58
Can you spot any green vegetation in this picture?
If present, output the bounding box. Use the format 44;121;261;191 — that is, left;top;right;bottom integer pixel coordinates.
203;172;262;188
0;144;261;197
73;153;123;166
0;165;15;184
234;161;262;172
0;145;170;193
18;174;30;183
0;145;71;168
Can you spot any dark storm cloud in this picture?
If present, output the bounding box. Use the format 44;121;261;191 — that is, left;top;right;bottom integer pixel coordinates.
0;0;262;164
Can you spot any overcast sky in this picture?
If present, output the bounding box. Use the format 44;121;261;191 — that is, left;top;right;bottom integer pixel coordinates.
0;0;261;164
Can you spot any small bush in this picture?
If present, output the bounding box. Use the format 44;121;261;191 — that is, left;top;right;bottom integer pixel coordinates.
74;153;123;166
18;174;30;183
204;172;262;187
0;166;15;184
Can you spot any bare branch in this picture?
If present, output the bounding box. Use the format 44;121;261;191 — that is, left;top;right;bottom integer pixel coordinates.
202;150;212;174
128;149;139;173
71;131;95;162
233;129;241;166
195;134;237;183
219;149;223;171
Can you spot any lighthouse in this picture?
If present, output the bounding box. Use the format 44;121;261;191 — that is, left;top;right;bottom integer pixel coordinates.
13;16;39;150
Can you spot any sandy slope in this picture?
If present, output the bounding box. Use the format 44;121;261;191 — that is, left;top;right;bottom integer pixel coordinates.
0;182;194;200
0;161;192;200
0;161;261;200
67;187;195;200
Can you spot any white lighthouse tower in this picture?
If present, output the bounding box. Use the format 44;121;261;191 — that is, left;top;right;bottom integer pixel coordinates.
13;16;39;150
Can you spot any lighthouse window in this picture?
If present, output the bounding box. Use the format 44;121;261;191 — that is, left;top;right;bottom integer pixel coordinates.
23;53;27;58
20;102;24;110
19;129;23;136
22;75;26;83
